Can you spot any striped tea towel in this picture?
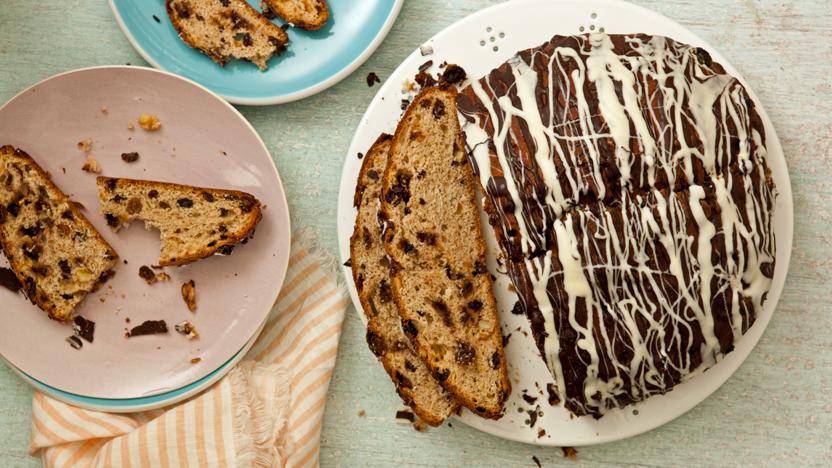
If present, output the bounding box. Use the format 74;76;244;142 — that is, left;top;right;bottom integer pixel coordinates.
29;234;349;467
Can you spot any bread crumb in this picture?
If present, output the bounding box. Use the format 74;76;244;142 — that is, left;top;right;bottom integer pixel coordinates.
181;280;197;312
100;106;108;114
77;138;93;153
561;447;577;460
412;419;427;432
81;154;102;173
175;320;200;340
190;357;201;364
139;265;170;285
138;114;162;131
357;410;366;417
127;123;135;130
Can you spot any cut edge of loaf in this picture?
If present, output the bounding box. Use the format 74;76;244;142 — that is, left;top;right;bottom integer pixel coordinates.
380;86;511;419
350;133;460;426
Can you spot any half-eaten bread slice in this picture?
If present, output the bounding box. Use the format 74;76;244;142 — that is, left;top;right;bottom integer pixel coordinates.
380;87;511;419
166;0;289;70
96;177;262;267
0;146;118;321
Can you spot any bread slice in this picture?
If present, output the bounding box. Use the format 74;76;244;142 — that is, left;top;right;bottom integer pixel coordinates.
380;87;510;419
350;134;459;426
96;177;262;267
0;146;118;321
261;0;329;30
166;0;289;70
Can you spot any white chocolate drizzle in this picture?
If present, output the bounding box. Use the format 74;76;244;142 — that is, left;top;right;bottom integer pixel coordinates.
458;34;776;416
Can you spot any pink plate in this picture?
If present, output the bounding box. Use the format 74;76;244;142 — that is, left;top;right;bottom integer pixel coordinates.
0;66;291;399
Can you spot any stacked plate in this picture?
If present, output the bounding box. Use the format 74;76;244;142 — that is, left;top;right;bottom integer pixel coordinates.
0;66;291;412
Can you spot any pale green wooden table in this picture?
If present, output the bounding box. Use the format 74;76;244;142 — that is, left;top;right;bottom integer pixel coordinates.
1;1;830;466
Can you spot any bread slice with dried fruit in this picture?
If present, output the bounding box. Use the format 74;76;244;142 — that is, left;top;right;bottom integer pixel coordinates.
261;0;329;30
96;177;262;267
0;146;118;321
166;0;289;70
350;134;459;426
380;86;510;419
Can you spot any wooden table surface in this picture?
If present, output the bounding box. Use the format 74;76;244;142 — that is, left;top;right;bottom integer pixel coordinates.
1;0;830;466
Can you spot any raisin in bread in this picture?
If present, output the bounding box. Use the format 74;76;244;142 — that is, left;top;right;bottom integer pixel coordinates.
167;0;289;70
380;87;510;419
350;134;459;426
261;0;329;30
96;177;262;267
0;146;118;321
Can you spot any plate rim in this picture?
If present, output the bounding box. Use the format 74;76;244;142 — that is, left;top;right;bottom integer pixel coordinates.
108;0;405;106
0;64;292;400
335;0;794;446
3;317;265;413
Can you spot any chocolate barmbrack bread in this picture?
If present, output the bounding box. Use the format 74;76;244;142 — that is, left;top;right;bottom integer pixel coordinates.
0;146;118;321
457;34;776;417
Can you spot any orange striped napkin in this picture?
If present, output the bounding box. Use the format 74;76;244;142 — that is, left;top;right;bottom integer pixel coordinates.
29;235;349;467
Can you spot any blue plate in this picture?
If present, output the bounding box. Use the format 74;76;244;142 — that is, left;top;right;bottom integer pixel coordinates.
110;0;403;105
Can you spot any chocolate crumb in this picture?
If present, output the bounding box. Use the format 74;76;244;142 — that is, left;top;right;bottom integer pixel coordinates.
414;70;436;88
418;60;433;73
127;320;168;337
439;64;467;86
562;447;577;460
343;259;352;267
0;268;22;293
547;383;560;406
366;72;381;87
357;409;366;417
73;316;96;343
532;456;542;468
511;301;524;315
121;152;140;163
538;429;546;438
522;393;538;404
357;152;364;160
152;14;161;23
395;410;415;422
66;335;83;350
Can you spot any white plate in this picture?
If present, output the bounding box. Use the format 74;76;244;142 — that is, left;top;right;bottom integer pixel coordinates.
336;0;793;446
0;66;291;400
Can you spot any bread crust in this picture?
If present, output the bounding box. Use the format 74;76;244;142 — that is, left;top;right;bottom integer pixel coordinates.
379;87;511;419
0;146;118;321
96;176;262;267
261;0;330;30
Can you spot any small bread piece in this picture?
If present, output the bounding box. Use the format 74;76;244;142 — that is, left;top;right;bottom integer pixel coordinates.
380;87;510;419
96;177;262;267
0;146;118;321
350;134;459;426
166;0;289;70
261;0;329;30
